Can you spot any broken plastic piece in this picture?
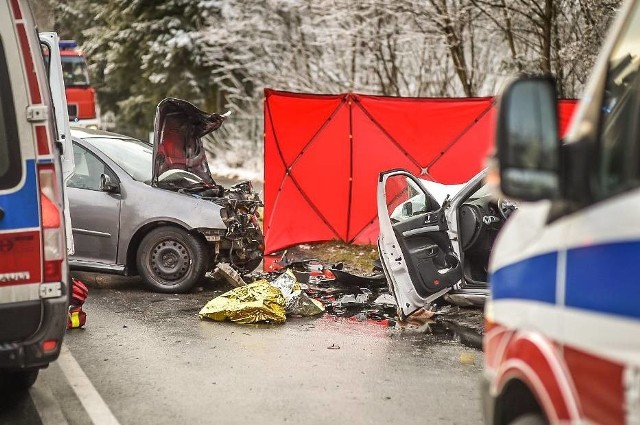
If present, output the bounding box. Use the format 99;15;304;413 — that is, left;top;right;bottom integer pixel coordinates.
373;293;396;307
213;262;247;288
269;270;325;317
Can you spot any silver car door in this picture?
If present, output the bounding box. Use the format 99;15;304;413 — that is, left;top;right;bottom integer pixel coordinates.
377;170;462;318
67;143;121;266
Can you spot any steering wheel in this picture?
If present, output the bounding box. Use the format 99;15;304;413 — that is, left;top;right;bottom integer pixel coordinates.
497;198;518;220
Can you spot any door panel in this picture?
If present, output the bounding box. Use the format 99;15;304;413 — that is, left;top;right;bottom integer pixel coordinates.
392;212;459;296
377;171;461;317
67;143;121;265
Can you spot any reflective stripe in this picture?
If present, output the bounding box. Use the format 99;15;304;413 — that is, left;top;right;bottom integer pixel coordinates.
490;251;557;304
566;240;640;320
16;22;41;104
70;311;80;328
491;239;640;321
0;283;41;303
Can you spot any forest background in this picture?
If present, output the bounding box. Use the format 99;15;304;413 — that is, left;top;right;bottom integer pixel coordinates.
30;0;620;179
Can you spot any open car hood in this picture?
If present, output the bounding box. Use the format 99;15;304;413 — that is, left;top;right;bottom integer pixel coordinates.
151;98;227;186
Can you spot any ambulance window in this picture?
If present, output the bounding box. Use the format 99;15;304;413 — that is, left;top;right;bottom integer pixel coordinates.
598;3;640;198
67;143;116;191
0;39;22;190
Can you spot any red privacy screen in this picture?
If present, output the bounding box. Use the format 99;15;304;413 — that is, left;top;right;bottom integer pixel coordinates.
263;89;577;254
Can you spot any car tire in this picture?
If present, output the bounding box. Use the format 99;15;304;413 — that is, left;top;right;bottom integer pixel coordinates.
0;368;39;394
510;413;547;425
137;226;208;293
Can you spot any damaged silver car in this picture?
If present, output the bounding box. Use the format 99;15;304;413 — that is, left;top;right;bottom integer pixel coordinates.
67;98;263;293
377;169;517;318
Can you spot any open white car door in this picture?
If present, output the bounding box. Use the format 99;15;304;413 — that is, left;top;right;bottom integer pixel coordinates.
39;32;75;254
377;170;462;318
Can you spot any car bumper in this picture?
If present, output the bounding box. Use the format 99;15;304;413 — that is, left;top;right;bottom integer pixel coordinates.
0;295;68;371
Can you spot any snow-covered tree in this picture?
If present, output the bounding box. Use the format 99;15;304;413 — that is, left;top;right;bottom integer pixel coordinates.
52;0;620;166
57;0;221;139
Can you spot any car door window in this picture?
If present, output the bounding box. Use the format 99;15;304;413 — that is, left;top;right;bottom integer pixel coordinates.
597;3;640;199
385;175;437;223
67;143;114;191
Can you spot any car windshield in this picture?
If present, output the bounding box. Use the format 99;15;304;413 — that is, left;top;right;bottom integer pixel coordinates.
467;183;491;201
86;137;153;183
61;56;90;87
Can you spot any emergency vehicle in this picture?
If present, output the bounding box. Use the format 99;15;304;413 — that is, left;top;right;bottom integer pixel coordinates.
0;0;69;390
59;40;100;128
483;0;640;424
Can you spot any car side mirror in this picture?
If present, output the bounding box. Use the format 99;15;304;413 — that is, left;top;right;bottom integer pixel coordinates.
496;76;561;201
100;173;120;193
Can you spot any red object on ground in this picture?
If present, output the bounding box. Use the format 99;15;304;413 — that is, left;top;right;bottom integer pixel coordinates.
67;306;86;329
68;278;88;329
263;89;577;254
71;278;88;305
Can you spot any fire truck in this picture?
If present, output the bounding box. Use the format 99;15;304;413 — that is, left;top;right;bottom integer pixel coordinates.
59;40;100;128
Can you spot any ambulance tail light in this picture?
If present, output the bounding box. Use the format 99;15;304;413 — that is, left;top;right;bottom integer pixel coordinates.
38;164;64;282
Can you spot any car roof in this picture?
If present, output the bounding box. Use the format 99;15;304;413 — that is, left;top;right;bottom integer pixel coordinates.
70;126;141;142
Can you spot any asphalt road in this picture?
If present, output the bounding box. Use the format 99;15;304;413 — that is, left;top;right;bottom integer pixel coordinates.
0;273;484;425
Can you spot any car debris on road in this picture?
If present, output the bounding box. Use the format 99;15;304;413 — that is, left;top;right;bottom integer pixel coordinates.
199;270;325;324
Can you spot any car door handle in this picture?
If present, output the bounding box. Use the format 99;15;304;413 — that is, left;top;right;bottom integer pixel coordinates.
0;207;4;220
403;226;440;237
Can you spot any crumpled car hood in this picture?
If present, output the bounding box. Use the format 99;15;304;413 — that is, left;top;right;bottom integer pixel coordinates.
152;97;227;186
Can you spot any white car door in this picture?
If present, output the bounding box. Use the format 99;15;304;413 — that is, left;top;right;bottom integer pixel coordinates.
377;170;463;318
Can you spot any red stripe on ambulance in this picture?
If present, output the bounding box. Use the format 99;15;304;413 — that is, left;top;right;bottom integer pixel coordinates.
35;125;50;156
15;23;41;104
564;346;625;425
9;0;22;19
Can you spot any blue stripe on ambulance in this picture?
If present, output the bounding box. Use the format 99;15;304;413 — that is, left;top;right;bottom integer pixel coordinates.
565;241;640;321
0;159;39;230
491;240;640;321
490;251;557;304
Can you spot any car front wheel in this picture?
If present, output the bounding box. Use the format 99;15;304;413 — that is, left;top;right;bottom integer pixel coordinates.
137;226;208;293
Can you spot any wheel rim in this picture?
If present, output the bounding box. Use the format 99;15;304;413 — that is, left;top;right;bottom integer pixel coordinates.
149;239;191;281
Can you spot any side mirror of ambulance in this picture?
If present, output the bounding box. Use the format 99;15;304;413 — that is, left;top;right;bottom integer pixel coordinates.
495;76;561;202
100;174;120;194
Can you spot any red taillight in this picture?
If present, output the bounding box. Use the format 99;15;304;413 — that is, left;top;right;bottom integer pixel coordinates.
38;164;64;282
40;191;60;228
42;339;58;353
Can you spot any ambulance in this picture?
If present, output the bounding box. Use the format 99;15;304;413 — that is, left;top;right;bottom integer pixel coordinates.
0;0;70;391
483;0;640;423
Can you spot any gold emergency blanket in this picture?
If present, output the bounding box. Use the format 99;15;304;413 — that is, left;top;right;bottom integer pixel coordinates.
199;281;286;324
